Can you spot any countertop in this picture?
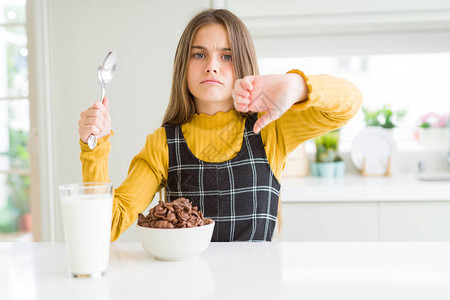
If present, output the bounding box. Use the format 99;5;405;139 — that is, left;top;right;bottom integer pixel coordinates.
280;174;450;202
2;242;450;299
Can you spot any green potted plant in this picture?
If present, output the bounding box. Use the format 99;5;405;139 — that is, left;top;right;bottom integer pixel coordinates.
362;105;406;129
311;130;345;177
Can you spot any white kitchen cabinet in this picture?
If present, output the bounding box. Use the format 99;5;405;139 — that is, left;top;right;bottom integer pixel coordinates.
114;176;450;242
280;202;378;242
281;201;450;242
380;202;450;242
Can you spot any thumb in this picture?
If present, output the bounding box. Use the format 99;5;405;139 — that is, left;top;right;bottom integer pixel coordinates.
102;97;109;111
253;112;275;134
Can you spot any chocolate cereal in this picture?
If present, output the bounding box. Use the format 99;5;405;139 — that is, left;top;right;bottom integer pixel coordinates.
137;198;214;229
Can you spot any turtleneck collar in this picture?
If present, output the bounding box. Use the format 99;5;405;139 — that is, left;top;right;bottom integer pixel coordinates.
189;109;243;129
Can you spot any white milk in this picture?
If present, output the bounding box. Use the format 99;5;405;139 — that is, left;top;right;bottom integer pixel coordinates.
60;194;113;275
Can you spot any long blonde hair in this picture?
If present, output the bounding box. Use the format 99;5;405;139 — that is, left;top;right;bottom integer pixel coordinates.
159;9;282;239
161;9;257;126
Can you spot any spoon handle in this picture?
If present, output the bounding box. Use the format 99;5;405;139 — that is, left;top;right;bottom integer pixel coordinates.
100;84;105;103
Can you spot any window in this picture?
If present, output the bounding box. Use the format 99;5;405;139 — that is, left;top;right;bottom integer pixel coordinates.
0;0;32;241
259;53;450;153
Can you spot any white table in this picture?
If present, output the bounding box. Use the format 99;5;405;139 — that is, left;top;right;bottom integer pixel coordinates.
2;242;450;299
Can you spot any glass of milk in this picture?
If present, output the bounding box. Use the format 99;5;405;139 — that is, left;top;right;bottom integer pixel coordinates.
58;182;113;278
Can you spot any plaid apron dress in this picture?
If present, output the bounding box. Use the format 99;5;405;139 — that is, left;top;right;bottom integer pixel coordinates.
164;113;281;242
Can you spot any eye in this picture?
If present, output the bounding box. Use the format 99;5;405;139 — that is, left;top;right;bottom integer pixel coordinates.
193;53;205;59
222;54;232;61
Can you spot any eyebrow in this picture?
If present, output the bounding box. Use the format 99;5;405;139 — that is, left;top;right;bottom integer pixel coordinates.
191;45;231;51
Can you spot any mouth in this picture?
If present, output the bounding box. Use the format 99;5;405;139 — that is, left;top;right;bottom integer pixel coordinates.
200;79;223;85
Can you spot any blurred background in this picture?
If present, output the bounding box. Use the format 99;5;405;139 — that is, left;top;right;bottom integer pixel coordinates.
0;0;449;242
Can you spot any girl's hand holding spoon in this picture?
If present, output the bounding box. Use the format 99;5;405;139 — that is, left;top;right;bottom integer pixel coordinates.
79;97;111;144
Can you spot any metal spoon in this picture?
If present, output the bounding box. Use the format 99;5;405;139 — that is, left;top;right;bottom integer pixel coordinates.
87;51;117;150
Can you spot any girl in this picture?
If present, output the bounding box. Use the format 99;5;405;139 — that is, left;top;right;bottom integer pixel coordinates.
78;9;362;242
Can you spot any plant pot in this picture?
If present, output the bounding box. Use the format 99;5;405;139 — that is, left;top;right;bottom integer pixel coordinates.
417;127;449;151
311;161;346;177
310;162;320;176
318;162;336;178
334;161;346;177
20;212;32;232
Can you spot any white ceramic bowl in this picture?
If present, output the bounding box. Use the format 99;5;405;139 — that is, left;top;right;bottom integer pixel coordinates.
136;221;215;261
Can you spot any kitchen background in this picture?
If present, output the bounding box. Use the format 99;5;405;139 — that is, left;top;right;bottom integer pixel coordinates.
0;0;449;242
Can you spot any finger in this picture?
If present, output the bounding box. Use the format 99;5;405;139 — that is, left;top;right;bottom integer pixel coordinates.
253;111;277;134
81;118;105;132
236;88;250;99
236;101;250;112
83;113;105;127
85;108;106;123
232;90;250;111
80;129;90;144
243;76;254;91
235;102;249;113
84;124;101;136
232;89;249;104
233;80;242;97
234;94;250;106
233;82;250;97
85;107;105;119
103;97;109;111
91;100;106;115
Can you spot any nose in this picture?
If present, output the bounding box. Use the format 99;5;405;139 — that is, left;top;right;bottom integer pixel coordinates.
205;56;218;74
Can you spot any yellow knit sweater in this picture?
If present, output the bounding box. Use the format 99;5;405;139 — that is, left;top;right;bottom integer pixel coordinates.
80;70;362;241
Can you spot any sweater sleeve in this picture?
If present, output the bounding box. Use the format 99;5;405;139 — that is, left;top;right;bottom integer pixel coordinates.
260;69;363;156
80;127;168;242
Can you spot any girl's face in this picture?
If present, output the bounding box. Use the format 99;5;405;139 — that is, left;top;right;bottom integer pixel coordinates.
187;23;235;110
